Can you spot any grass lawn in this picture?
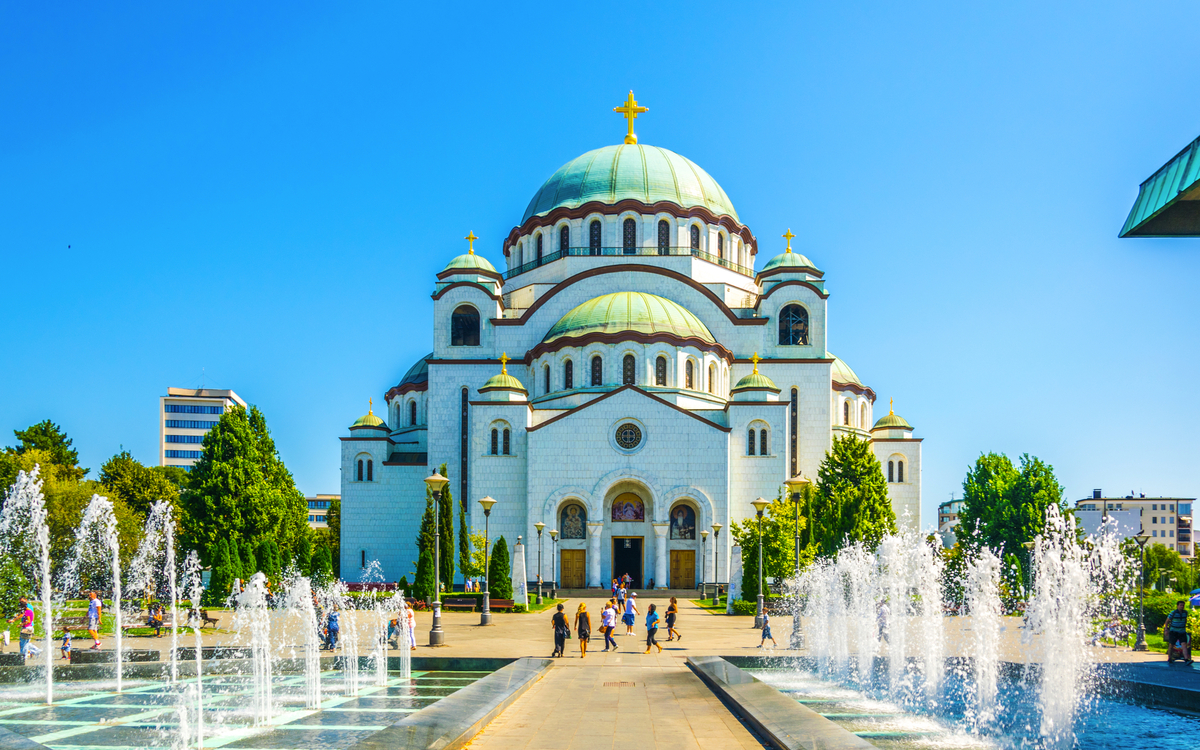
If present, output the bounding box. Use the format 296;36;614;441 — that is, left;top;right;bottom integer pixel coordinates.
520;598;563;614
690;598;728;614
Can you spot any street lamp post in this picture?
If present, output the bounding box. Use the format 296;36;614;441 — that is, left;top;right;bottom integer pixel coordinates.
751;498;770;629
700;529;709;599
711;523;723;605
549;529;559;599
1134;531;1150;651
425;472;450;646
478;496;497;626
785;475;811;649
534;522;545;605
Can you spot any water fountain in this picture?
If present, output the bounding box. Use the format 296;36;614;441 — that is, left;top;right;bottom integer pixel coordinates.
128;500;180;682
60;494;124;691
0;467;54;704
184;550;205;748
236;571;274;727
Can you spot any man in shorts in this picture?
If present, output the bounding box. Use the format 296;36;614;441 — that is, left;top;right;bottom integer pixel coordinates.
1165;600;1192;664
86;591;103;650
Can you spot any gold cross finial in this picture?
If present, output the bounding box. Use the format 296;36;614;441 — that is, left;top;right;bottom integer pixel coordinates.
499;352;509;374
751;352;760;374
368;397;373;415
465;231;478;255
889;398;894;415
613;91;648;145
783;228;795;253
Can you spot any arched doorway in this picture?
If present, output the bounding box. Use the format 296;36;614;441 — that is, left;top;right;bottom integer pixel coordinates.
610;490;647;588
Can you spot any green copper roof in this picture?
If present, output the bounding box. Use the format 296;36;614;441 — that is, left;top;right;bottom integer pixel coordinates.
732;371;779;392
829;353;864;388
522;144;738;224
481;371;527;392
398;354;431;388
761;250;821;274
1121;133;1200;237
544;292;715;344
443;252;497;274
350;411;387;429
872;411;913;431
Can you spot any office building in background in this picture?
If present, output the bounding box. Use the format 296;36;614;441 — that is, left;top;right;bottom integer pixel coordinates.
160;387;247;470
307;495;337;528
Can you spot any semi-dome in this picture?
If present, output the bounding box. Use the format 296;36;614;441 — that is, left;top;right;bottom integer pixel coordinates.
544;292;715;345
521;144;738;224
829;354;864;388
442;251;497;274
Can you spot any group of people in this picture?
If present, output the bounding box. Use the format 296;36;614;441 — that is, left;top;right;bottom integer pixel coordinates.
550;596;682;657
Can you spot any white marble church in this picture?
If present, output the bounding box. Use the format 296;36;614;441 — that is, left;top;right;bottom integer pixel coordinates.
340;93;921;589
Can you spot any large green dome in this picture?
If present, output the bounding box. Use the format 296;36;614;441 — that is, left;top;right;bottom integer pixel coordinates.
829;353;864;388
544;292;715;344
521;144;738;224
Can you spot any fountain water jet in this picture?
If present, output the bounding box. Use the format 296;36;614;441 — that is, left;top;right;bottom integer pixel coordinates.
129;501;180;682
0;468;54;704
60;495;123;692
964;547;1002;727
183;551;205;748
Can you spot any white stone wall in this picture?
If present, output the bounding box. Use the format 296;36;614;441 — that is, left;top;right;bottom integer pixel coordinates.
872;439;922;532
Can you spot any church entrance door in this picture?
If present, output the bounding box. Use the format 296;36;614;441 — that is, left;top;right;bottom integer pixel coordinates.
560;550;586;589
669;550;695;590
612;537;643;589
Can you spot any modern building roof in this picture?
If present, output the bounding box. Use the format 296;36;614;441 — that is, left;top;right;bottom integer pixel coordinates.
165;387;246;406
521;144;738;224
1121;133;1200;237
544;292;716;345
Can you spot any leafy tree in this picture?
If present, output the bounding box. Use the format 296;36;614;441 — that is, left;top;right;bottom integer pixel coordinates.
326;494;340;543
179;405;308;562
240;538;257;581
152;465;190;491
397;575;410;591
0;555;27;617
1143;543;1195;593
412;548;435;601
462;529;489;582
99;451;180;518
256;539;281;583
205;539;235;604
415;489;435;568
313;528;339;578
435;464;454;588
11;420;85;480
730;491;809;602
488;536;512;599
293;533;312;575
310;546;333;584
958;453;1065;559
810;435;896;556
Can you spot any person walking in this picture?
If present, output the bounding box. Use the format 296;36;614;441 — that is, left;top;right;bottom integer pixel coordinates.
616;583;626;613
60;627;72;661
86;591;103;650
611;578;619;599
326;607;340;650
600;600;618;651
8;598;33;659
666;596;681;641
405;601;417;650
623;592;639;636
758;609;778;649
550;604;569;658
644;603;662;653
574;602;591;657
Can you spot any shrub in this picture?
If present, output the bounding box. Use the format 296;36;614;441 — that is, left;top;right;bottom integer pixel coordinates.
730;599;757;616
1142;590;1186;632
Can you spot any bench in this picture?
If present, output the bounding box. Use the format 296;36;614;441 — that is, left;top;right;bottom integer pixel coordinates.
443;598;477;612
488;599;516;611
120;614;175;633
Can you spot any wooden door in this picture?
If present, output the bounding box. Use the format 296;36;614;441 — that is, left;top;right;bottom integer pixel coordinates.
560;550;586;589
669;550;695;590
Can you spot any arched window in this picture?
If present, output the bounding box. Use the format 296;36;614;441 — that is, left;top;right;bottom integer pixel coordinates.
622;354;635;385
544;364;550;394
690;224;700;251
491;429;498;455
536;234;543;264
591;355;602;386
516;241;523;266
655;356;666;386
888;460;894;483
367;459;373;481
861;404;867;429
356;459;363;481
451;305;480;346
658;219;670;255
589;220;601;255
708;363;716;394
717;233;724;260
747;428;756;455
564;360;573;389
409;401;417;426
623;218;637;255
685;360;694;389
760;429;768;456
898;461;904;483
560;225;570;252
843;401;850;426
503;429;511;456
778;304;810;346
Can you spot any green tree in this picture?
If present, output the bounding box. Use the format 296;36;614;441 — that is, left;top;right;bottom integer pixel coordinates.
730;491;809;602
1143;543;1195;593
256;539;281;583
10;420;86;481
458;489;470;584
240;539;257;581
205;539;235;604
99;450;180;518
462;529;489;582
488;536;513;599
326;494;340;543
310;546;334;584
958;453;1065;559
416;488;435;566
810;435;897;556
152;465;191;491
313;528;339;578
436;464;454;588
0;555;27;617
293;533;312;575
413;547;436;601
178;405;308;562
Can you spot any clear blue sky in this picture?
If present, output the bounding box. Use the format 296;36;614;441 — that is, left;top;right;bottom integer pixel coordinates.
3;2;1198;525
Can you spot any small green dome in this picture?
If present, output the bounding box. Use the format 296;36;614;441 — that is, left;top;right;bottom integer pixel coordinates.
443;252;497;274
761;250;820;274
522;144;738;224
829;354;864;388
873;410;913;431
544;292;714;345
350;411;387;429
732;371;779;392
481;371;527;393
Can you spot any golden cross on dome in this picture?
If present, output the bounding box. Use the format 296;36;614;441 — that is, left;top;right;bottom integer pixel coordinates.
889;398;894;415
751;352;760;374
499;352;509;374
368;398;374;415
465;231;478;255
613;91;648;145
783;228;795;253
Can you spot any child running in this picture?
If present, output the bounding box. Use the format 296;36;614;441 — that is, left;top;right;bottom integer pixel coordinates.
758;609;778;649
60;627;71;661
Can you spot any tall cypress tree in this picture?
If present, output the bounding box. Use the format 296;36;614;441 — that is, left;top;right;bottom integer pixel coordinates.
488;536;512;599
206;538;233;604
241;540;257;581
458;487;470;587
437;463;454;589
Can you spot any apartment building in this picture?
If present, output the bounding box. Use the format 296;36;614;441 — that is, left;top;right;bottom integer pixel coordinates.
1074;490;1193;558
307;495;337;529
160;387;247;470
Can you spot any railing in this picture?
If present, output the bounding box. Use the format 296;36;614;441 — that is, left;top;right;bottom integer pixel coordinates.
503;246;754;280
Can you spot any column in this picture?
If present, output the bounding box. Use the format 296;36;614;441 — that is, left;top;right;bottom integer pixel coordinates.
587;522;603;588
652;523;668;590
